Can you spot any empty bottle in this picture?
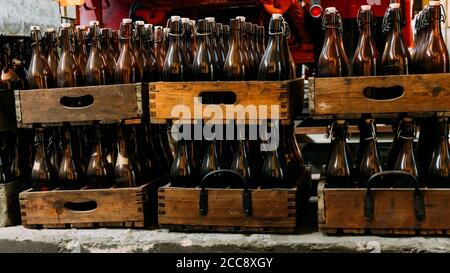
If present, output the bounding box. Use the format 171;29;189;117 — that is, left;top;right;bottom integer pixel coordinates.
31;128;56;191
75;26;88;73
163;16;189;81
85;21;111;86
59;128;84;190
57;23;84;87
170;139;195;187
115;126;136;187
134;21;155;82
318;7;350;77
223;19;247;81
100;28;117;83
43;28;59;81
358;118;382;186
27;26;55;89
192;19;217;81
115;18;139;84
428;117;450;187
393;117;419;181
87;125;113;188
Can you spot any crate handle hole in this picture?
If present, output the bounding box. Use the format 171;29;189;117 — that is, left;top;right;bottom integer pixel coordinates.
60;95;95;109
64;201;97;212
199;91;237;104
363;86;404;101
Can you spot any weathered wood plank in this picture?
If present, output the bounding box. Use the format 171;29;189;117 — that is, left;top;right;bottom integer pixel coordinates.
311;74;450;116
17;83;145;124
149;79;303;122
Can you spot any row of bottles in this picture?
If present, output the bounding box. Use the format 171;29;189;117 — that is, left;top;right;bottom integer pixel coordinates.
326;117;450;188
0;124;170;190
169;123;304;189
318;2;448;78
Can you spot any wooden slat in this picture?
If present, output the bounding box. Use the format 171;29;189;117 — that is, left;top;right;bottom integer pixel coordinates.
17;83;144;124
149;79;303;122
310;74;450;116
320;188;450;230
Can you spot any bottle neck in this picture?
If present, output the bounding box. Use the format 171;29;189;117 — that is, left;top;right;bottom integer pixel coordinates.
231;28;241;46
60;30;72;53
430;6;442;33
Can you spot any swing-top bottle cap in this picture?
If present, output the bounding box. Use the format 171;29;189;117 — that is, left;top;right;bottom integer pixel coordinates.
336;119;346;125
61;22;71;28
429;1;440;6
361;5;371;11
205;17;215;22
89;21;99;26
122;18;132;24
190;20;196;25
389;3;400;9
325;7;337;13
135;20;145;26
236;16;246;22
30;26;41;31
144;24;152;29
272;13;283;19
163;27;170;33
154;26;163;31
181;17;190;23
75;25;85;30
171;16;181;21
46;27;56;32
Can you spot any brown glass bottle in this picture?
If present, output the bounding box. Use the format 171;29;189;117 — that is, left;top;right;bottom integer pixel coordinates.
162;16;189;81
352;5;380;76
170;139;195;187
44;28;59;81
100;28;117;83
200;140;221;180
87;125;113;188
250;24;261;64
59;128;84;190
223;19;247;81
115;126;136;187
223;24;231;54
48;128;62;174
244;21;258;79
216;23;227;69
57;23;84;87
145;24;160;81
181;18;194;67
257;26;265;60
205;17;222;77
411;11;425;72
75;26;88;73
115;18;139;84
428;118;450;187
358;119;382;187
318;8;350;77
393;117;419;180
258;14;288;81
153;26;166;79
420;2;449;73
381;3;411;75
192;19;217;81
260;128;288;189
27;26;55;89
31;128;56;191
85;21;111;86
190;20;198;57
282;21;296;79
9;133;24;181
326;120;354;188
134;21;155;82
231;137;253;188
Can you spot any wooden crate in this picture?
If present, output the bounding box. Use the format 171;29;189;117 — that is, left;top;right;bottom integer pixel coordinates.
0;179;24;227
149;78;304;124
318;175;450;236
19;177;165;229
158;166;311;233
309;74;450;118
15;83;147;127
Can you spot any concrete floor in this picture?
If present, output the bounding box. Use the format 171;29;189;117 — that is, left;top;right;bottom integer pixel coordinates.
1;225;450;253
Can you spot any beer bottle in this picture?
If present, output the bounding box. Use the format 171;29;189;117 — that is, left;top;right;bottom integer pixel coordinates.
258;13;288;81
318;8;350;77
244;22;258;79
115;18;139;84
381;3;411;75
223;18;247;81
145;24;160;81
236;16;251;79
57;23;84;87
31;128;56;191
250;24;261;64
153;26;165;78
85;21;111;86
393;117;419;180
170;139;195;187
352;5;380;76
163;27;170;59
1;63;24;90
200;140;221;183
48;128;62;173
112;30;120;60
192;19;217;81
420;1;449;74
428;118;450;187
87;125;113;188
134;21;154;82
27;26;55;89
115;126;136;187
205;17;222;76
181;18;194;67
257;26;265;59
326;120;354;188
282;21;296;79
284;124;305;179
411;11;425;73
75;26;88;74
260;127;288;189
358;118;382;187
163;16;189;81
59;128;84;190
44;28;59;81
216;23;227;69
127;126;143;184
100;28;117;83
231;130;253;187
190;20;198;57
